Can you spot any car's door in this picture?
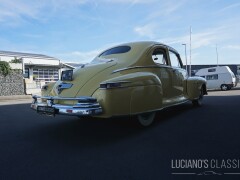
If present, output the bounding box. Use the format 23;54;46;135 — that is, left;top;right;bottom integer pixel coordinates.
151;48;173;100
168;50;187;99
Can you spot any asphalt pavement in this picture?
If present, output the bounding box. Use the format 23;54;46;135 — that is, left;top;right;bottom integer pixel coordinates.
0;89;240;180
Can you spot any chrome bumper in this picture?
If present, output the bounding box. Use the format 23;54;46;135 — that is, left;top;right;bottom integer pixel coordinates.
31;95;103;116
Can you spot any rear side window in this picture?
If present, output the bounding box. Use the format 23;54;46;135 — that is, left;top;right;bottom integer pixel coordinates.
99;46;131;57
152;49;168;65
206;74;218;80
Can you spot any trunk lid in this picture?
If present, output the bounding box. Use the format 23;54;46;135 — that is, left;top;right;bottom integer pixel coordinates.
50;61;117;98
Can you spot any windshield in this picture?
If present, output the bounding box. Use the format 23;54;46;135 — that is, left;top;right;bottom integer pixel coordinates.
230;71;235;78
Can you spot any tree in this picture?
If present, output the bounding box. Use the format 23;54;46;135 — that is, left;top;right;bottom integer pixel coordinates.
0;61;12;76
10;57;23;63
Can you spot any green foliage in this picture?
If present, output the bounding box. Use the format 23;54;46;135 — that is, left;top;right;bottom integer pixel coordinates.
0;61;12;76
10;57;22;63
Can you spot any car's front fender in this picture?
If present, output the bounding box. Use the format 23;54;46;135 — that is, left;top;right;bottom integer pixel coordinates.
186;77;207;100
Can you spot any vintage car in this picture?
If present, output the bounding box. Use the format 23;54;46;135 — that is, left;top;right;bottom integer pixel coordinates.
31;41;207;126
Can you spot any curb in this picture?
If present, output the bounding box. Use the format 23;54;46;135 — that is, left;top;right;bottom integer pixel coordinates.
0;95;32;101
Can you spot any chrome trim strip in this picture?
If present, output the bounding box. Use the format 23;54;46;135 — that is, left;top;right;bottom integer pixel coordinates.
100;81;131;85
112;65;170;73
32;95;96;102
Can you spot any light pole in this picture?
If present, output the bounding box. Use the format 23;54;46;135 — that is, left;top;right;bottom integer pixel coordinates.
216;44;219;66
189;26;192;77
182;43;188;74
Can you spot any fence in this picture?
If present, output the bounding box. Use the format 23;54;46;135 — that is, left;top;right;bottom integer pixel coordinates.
0;70;25;96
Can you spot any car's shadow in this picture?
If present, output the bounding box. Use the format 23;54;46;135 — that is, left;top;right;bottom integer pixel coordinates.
22;102;194;148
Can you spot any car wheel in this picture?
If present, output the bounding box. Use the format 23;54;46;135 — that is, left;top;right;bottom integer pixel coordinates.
192;87;204;106
137;112;156;127
221;84;228;91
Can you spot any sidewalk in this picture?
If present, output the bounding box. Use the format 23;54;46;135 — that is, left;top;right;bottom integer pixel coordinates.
0;95;32;105
0;95;32;100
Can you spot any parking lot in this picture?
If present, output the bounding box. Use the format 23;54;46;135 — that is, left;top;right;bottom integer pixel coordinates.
0;88;240;179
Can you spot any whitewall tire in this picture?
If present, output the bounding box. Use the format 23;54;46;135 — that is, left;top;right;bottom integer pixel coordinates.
137;112;156;127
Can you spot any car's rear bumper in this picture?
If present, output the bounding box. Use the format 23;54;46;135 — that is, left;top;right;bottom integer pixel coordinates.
31;95;103;116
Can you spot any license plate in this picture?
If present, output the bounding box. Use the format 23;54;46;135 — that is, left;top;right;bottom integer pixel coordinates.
37;106;55;115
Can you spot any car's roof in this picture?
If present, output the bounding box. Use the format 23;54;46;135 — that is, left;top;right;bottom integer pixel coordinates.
97;41;179;58
94;41;180;66
119;41;179;54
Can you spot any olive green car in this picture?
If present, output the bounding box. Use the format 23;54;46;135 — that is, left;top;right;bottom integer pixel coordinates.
31;41;207;126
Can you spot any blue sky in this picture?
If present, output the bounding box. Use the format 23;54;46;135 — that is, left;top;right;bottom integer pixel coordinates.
0;0;240;65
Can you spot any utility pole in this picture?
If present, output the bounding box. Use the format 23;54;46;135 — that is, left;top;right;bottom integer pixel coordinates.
182;43;188;74
216;44;219;66
189;26;192;77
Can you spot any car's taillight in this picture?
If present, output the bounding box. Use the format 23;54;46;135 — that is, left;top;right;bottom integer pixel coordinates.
100;81;130;89
100;82;122;89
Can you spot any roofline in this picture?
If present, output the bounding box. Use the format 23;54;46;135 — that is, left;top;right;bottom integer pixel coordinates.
61;62;76;69
154;42;179;54
119;41;180;54
24;64;61;68
0;50;59;61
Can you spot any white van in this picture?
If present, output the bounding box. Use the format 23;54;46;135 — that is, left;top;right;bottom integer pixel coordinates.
195;66;236;91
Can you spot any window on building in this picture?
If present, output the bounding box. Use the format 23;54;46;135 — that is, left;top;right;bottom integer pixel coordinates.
206;74;218;80
33;68;59;82
23;68;29;78
237;66;240;75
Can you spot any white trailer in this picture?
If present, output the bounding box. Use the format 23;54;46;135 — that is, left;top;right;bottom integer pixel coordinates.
195;66;236;91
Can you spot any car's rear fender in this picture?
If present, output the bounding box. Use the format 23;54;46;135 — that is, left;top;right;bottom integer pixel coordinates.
92;72;163;117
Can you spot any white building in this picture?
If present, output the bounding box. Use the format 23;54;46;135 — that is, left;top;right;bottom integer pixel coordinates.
0;50;74;95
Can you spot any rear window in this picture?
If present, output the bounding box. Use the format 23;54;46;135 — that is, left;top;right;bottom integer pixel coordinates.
99;46;131;57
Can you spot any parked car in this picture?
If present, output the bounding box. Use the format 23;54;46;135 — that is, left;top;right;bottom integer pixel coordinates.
195;66;236;91
31;41;207;126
